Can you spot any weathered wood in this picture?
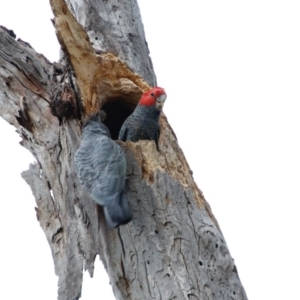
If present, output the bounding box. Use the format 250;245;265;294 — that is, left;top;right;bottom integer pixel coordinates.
0;1;248;299
63;0;156;86
0;25;93;300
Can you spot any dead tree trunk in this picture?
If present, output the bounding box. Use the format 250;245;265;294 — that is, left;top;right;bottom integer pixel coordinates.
0;0;247;299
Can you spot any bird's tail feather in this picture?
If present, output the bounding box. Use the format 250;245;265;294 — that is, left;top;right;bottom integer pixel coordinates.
104;191;132;228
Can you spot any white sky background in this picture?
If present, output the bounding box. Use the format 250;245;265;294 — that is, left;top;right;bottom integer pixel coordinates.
0;0;299;299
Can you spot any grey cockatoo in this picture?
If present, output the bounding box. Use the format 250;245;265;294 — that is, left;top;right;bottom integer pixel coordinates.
118;87;167;150
74;111;132;228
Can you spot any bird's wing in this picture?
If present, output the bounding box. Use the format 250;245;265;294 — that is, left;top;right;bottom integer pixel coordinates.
154;129;160;151
74;134;126;206
118;119;129;141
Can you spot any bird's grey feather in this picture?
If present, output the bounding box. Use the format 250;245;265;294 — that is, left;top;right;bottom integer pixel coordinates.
118;105;161;148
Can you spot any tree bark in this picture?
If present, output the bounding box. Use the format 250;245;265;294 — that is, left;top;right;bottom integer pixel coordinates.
0;1;247;300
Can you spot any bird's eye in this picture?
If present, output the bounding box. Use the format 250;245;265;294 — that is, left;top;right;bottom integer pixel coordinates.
151;93;154;97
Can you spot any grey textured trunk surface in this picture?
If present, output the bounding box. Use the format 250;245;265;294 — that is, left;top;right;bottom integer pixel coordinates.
0;1;247;299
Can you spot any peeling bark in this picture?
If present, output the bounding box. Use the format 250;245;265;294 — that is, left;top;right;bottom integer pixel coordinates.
0;1;247;300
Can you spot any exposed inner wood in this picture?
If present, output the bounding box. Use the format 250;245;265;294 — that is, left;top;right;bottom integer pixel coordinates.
51;0;151;115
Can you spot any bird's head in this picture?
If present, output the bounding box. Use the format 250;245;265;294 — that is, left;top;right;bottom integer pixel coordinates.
83;110;110;136
139;87;167;111
87;110;106;123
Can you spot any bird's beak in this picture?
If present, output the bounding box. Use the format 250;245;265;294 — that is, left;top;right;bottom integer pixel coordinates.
156;94;167;110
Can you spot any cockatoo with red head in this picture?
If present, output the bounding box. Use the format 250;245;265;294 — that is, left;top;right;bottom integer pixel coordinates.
118;87;167;150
